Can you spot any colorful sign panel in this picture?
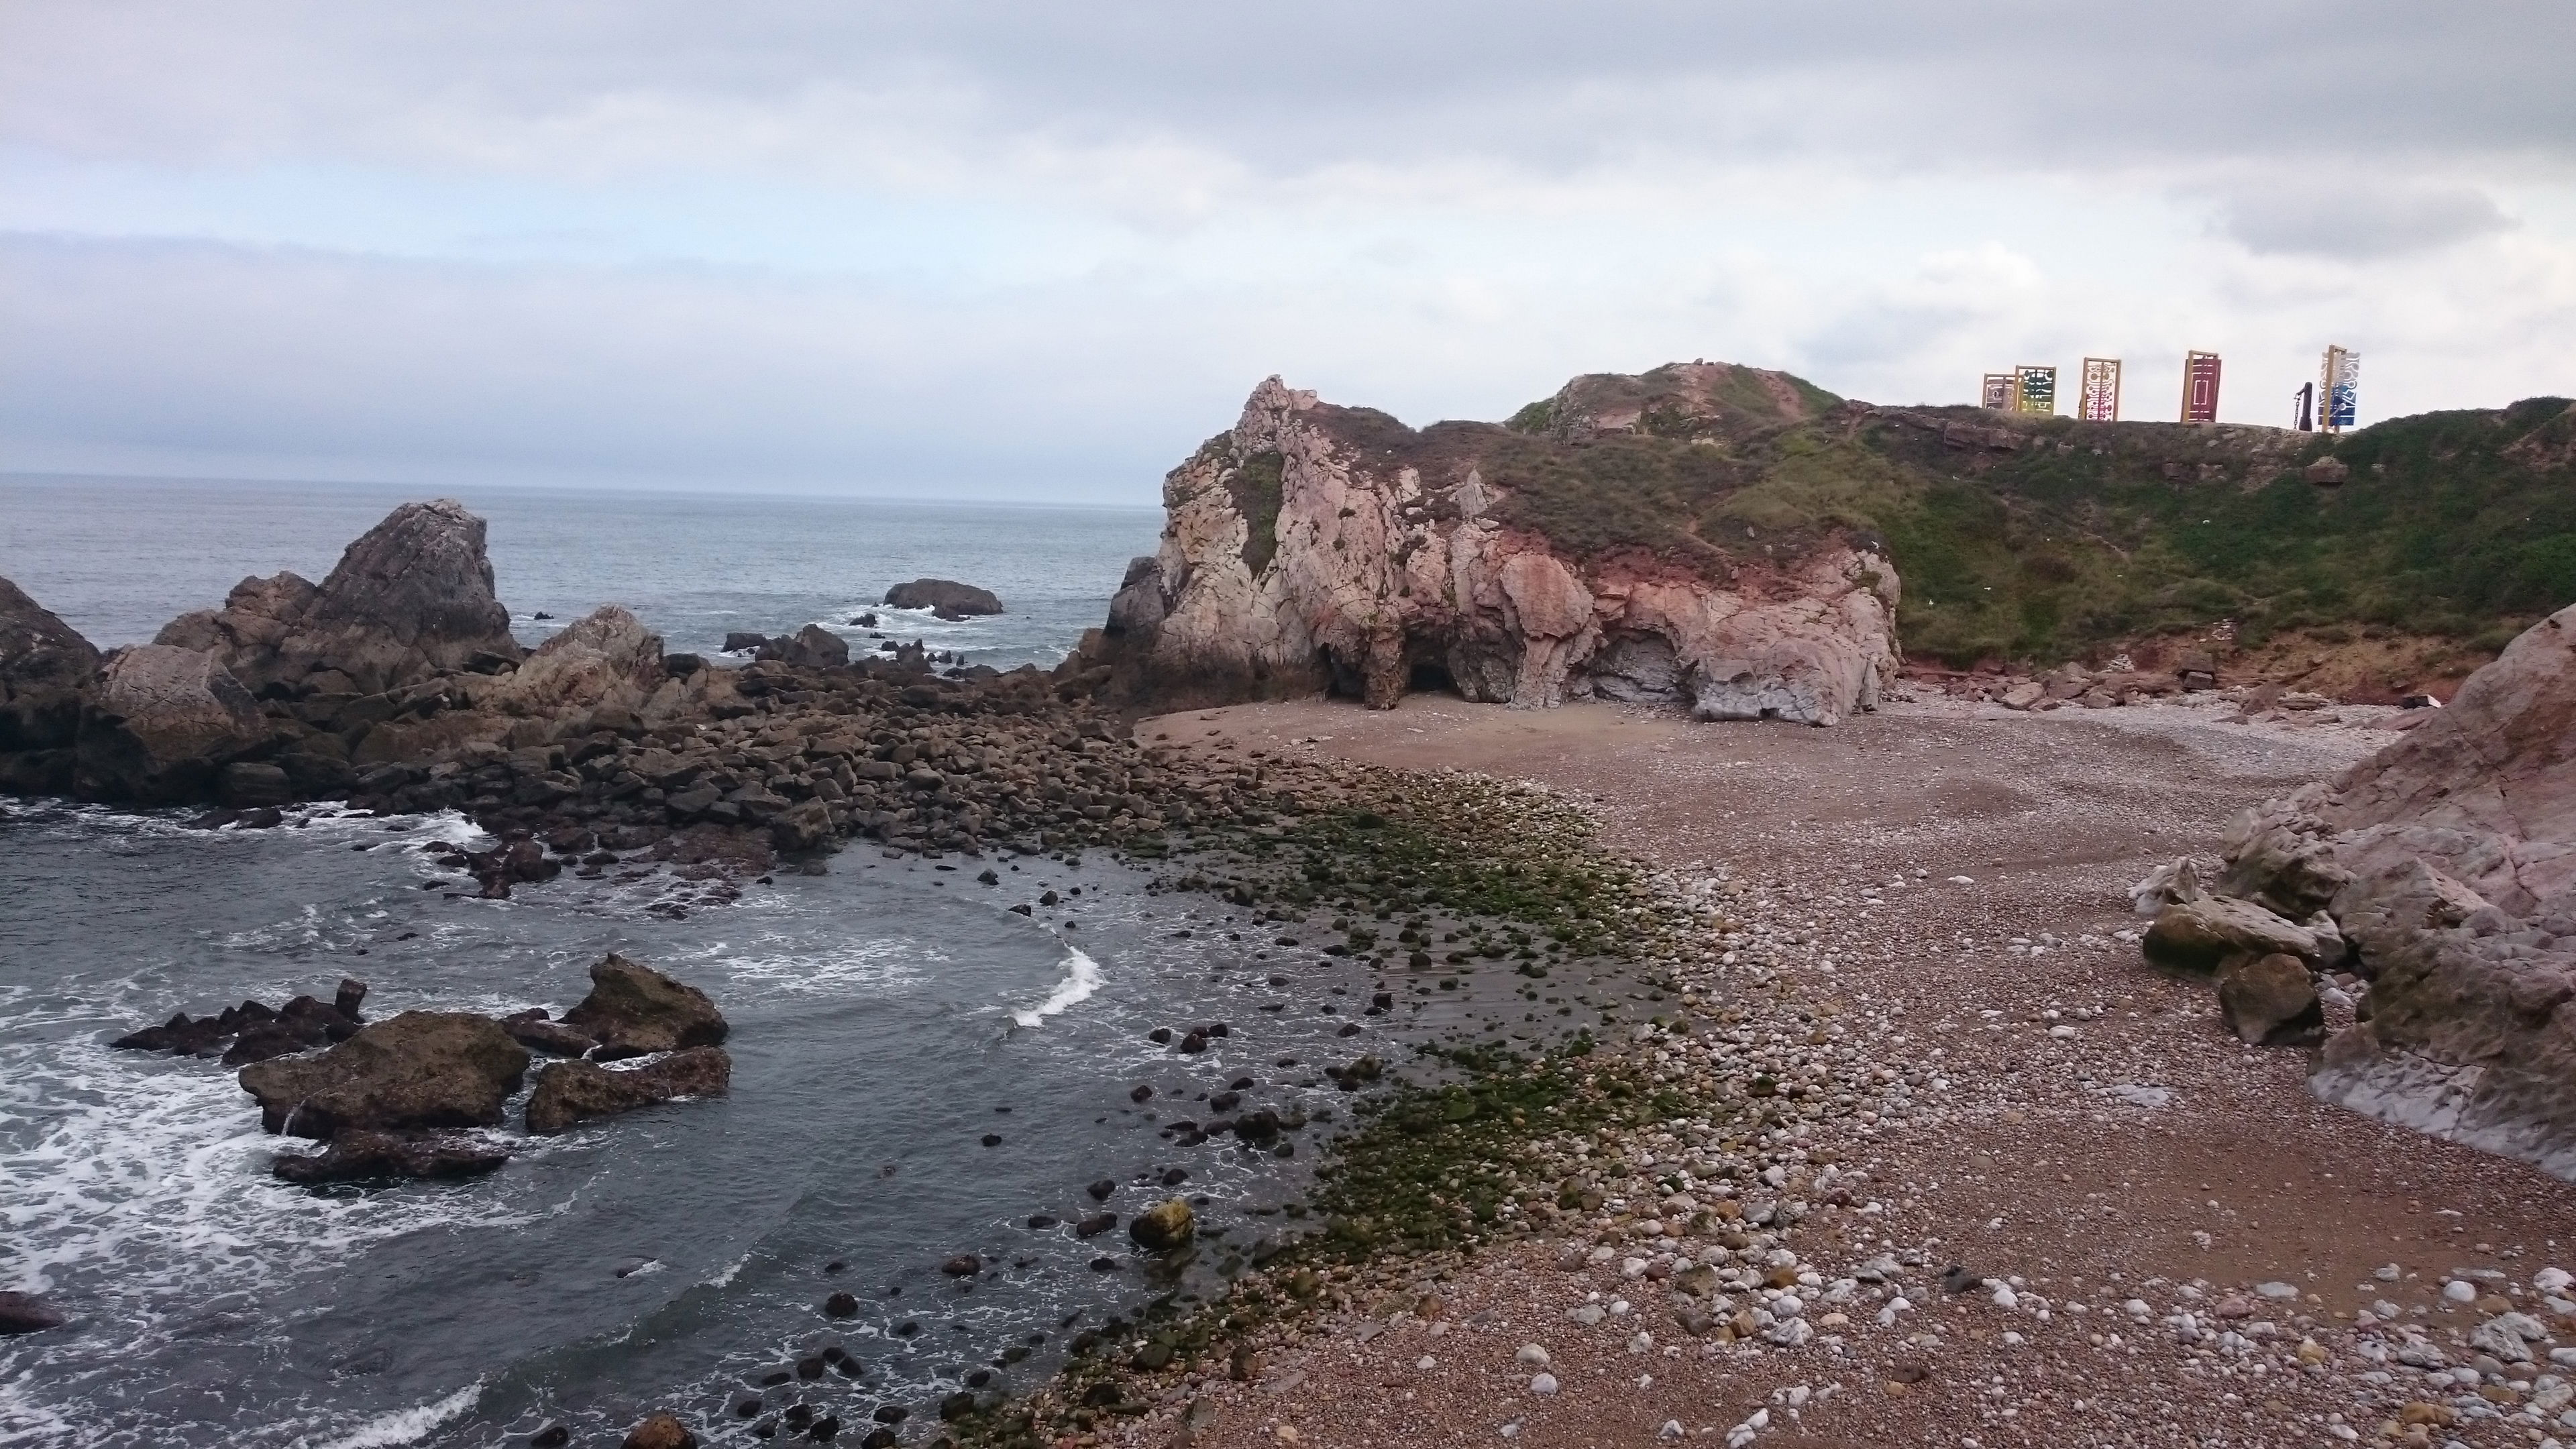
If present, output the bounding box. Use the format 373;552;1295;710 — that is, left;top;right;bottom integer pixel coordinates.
2180;350;2222;423
1980;373;2014;410
2322;346;2360;432
2078;357;2122;422
2015;364;2057;416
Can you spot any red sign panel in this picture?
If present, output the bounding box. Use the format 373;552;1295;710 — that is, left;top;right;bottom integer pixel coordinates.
2180;351;2222;423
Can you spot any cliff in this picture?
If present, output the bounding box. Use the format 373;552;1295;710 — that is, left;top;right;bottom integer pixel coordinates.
1085;364;1900;726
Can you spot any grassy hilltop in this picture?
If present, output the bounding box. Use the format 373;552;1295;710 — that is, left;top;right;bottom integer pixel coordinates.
1462;363;2576;686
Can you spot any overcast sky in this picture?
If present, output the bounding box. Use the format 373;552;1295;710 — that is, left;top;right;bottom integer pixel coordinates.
3;2;2570;504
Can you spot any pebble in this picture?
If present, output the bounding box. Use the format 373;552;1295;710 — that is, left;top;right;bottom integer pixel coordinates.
1515;1344;1551;1367
2443;1280;2479;1304
1528;1373;1559;1395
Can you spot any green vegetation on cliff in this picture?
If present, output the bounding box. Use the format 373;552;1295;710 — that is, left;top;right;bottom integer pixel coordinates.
1473;370;2576;669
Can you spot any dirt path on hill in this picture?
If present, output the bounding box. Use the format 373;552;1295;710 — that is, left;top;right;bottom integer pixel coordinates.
1112;695;2576;1449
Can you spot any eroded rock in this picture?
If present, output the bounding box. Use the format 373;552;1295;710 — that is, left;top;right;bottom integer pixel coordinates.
559;954;729;1057
270;1128;511;1184
525;1046;732;1134
237;1010;530;1140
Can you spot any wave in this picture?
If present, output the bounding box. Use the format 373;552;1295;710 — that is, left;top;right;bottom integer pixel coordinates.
311;1381;482;1449
1010;945;1102;1028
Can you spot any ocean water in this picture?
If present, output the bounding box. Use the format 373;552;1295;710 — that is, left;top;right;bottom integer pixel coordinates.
0;474;1162;666
0;478;1348;1446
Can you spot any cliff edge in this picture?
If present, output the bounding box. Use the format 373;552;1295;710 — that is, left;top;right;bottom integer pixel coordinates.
1079;364;1900;725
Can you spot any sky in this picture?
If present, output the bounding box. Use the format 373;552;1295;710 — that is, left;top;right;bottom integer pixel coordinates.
1;2;2571;504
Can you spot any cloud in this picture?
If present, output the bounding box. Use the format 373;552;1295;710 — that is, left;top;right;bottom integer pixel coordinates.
2216;181;2517;260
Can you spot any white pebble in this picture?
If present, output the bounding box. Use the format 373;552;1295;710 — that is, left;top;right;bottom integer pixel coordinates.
1529;1373;1559;1395
1418;1355;1437;1370
1516;1344;1552;1366
2443;1279;2478;1303
2536;1267;2573;1294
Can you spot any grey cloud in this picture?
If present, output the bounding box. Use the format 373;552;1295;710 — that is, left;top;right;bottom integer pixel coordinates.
2215;181;2516;260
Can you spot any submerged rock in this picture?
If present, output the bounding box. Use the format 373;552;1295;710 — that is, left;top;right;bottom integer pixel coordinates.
270;1128;511;1184
883;579;1004;618
237;1010;531;1140
0;1291;67;1336
560;954;729;1057
525;1046;732;1134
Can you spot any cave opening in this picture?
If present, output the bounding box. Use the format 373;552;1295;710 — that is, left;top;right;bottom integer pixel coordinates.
1407;658;1458;696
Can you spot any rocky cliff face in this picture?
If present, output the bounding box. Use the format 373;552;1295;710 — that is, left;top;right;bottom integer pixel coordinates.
2222;603;2576;1178
1087;367;1898;724
0;578;102;783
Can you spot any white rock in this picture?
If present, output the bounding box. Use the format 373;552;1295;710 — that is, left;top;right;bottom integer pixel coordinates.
2537;1267;2574;1294
1628;1331;1655;1353
1529;1373;1559;1395
1991;1284;2019;1311
1418;1355;1438;1370
1658;1421;1684;1442
2255;1281;2300;1299
1568;1303;1606;1326
1947;875;1975;885
2374;1264;2402;1282
2048;1024;2076;1039
2443;1279;2479;1303
1516;1344;1552;1366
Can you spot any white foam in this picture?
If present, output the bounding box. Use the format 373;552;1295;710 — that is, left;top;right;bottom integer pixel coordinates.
309;1381;482;1449
1011;947;1103;1028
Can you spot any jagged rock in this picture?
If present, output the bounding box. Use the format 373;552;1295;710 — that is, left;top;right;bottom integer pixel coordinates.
492;604;663;716
559;954;729;1057
270;1128;511;1183
525;1046;731;1134
757;624;849;669
74;645;268;802
500;1008;598;1057
2223;600;2576;1179
1128;1197;1195;1251
2141;894;2331;975
156;498;522;696
237;1010;531;1140
2217;953;2325;1046
0;576;102;760
1077;369;1895;724
0;1291;67;1336
884;580;1004;617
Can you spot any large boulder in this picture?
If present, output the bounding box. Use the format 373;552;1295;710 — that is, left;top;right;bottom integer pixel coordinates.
0;576;102;755
237;1010;531;1140
492;604;664;716
2222;601;2576;1179
756;623;849;669
558;954;729;1057
1075;370;1895;723
2216;953;2325;1046
72;645;269;802
156;499;523;697
1128;1197;1195;1251
884;579;1004;618
525;1046;732;1134
2141;894;2334;975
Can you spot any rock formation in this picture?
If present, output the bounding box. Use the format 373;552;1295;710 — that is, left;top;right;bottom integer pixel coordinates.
525;1045;732;1134
74;644;270;803
237;1010;531;1139
0;578;101;788
1079;366;1898;724
885;579;1004;618
2218;600;2576;1179
157;498;522;694
559;953;730;1057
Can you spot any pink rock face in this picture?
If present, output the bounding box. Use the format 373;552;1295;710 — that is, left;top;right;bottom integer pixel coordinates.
1090;374;1900;725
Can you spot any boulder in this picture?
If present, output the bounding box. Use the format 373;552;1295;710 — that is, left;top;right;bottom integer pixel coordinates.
2216;953;2325;1046
622;1414;696;1449
493;605;663;715
499;1008;599;1057
74;645;268;802
156;499;522;697
1128;1197;1195;1251
884;580;1005;617
2220;601;2576;1179
270;1129;511;1184
0;1291;67;1336
524;1046;732;1134
0;576;102;753
759;624;849;669
237;1010;531;1140
2141;895;2330;975
559;954;729;1055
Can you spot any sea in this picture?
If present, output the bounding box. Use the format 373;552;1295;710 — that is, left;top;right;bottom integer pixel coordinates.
0;476;1401;1447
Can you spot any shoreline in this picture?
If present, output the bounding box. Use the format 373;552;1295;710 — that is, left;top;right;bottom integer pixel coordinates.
951;695;2576;1449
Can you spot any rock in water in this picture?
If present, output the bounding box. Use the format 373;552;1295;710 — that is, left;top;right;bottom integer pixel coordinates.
883;580;1004;617
270;1129;511;1184
763;623;849;668
2223;599;2576;1177
1128;1197;1195;1251
622;1413;696;1449
154;498;523;696
559;954;730;1056
2216;954;2324;1046
0;1291;67;1336
525;1046;733;1134
0;577;102;782
1068;366;1894;724
73;644;268;802
237;1011;531;1139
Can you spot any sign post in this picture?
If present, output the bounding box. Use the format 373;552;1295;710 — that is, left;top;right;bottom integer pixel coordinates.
2180;351;2222;424
2015;364;2057;417
2321;346;2360;433
2078;358;2122;422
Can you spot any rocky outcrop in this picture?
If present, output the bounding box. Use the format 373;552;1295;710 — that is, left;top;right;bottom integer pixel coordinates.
491;605;663;718
1080;370;1897;724
2222;601;2576;1179
524;1046;731;1134
0;578;101;771
559;953;730;1057
270;1129;511;1185
73;645;270;802
237;1010;531;1140
158;498;522;695
885;579;1004;618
